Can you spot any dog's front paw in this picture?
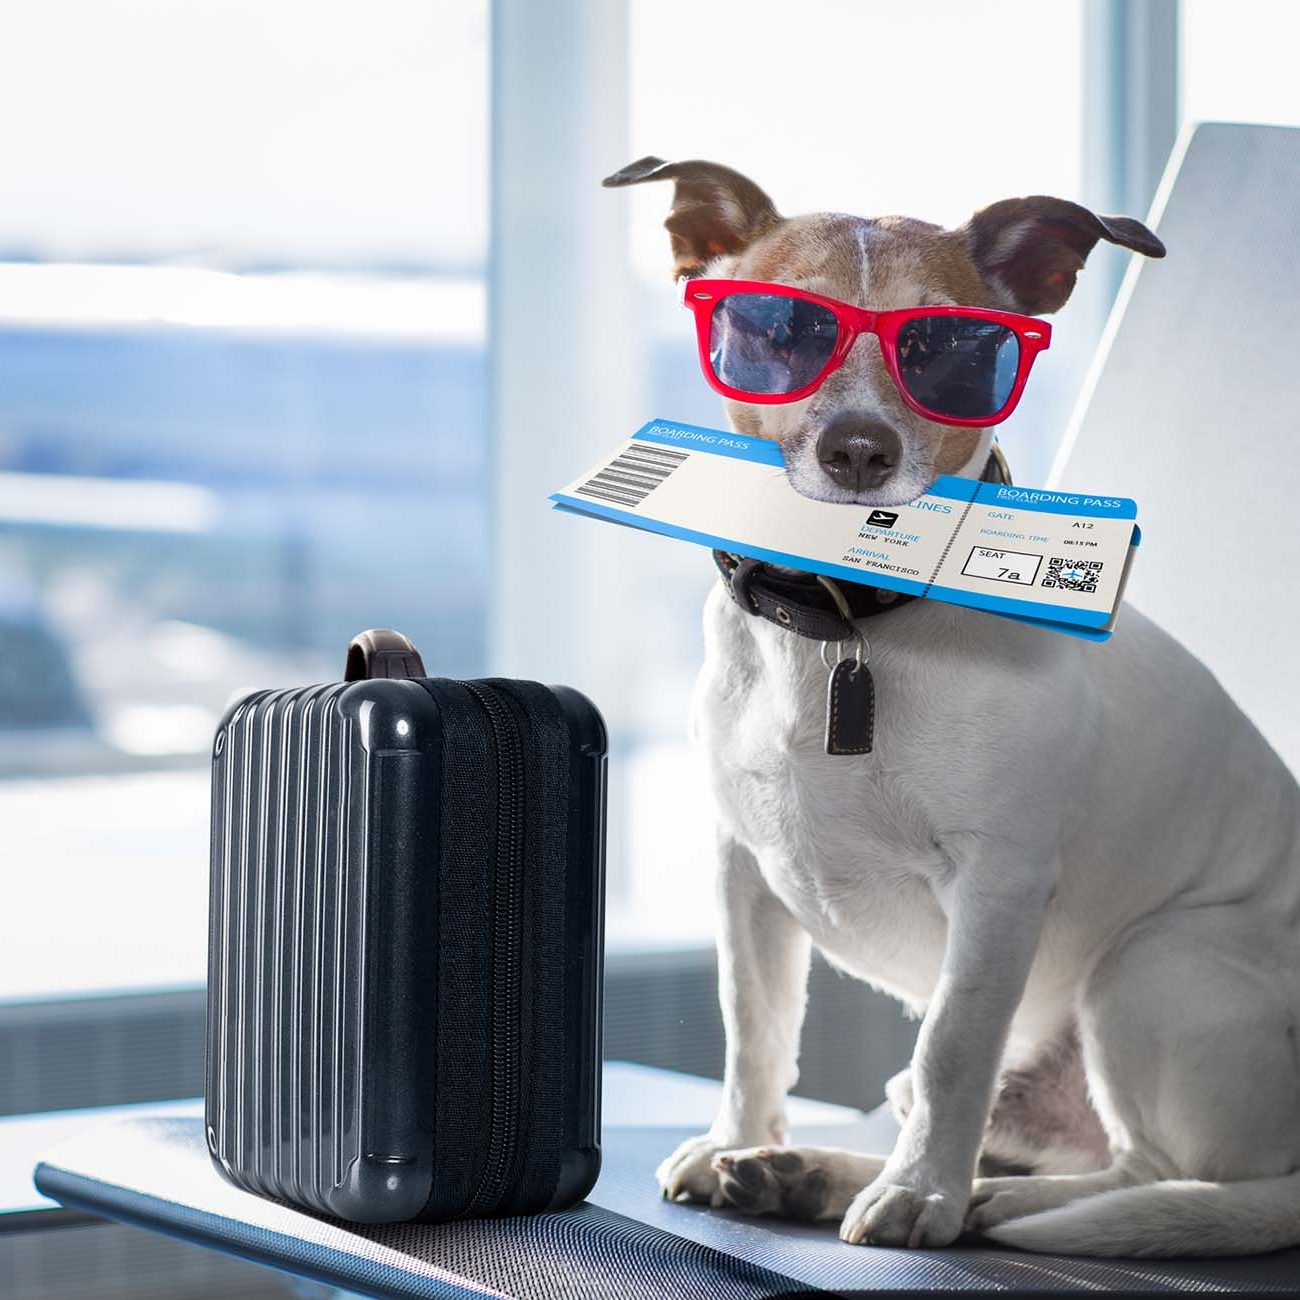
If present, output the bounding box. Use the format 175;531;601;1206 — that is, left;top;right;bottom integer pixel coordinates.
839;1173;967;1249
656;1135;736;1206
711;1147;836;1220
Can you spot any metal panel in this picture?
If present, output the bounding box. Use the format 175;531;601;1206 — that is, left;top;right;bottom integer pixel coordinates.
1054;122;1300;771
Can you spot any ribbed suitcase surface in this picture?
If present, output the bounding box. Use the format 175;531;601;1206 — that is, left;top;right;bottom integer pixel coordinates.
208;684;372;1213
205;632;606;1223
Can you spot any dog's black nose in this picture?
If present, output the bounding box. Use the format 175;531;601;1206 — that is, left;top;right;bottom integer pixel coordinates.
816;416;902;492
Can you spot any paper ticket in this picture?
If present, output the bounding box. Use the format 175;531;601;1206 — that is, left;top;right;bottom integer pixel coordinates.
550;419;1140;640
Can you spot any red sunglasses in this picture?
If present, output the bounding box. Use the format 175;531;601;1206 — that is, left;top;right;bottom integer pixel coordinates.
679;278;1052;427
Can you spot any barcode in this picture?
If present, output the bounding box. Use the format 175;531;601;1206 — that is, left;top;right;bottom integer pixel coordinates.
1041;557;1103;593
575;443;689;508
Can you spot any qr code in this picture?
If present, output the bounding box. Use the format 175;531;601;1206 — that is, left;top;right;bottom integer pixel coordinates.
1042;557;1103;593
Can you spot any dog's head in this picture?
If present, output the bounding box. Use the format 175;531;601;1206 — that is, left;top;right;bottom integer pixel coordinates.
605;157;1164;505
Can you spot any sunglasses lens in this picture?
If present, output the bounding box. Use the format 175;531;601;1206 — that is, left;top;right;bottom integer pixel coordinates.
895;316;1020;419
709;293;838;396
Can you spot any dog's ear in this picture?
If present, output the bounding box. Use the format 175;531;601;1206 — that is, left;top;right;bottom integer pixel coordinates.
602;156;781;279
960;196;1165;315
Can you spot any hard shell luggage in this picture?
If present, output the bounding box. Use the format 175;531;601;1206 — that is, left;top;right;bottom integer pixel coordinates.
205;629;606;1222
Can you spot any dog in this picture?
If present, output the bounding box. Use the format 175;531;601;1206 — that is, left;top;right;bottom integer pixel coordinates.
603;156;1300;1256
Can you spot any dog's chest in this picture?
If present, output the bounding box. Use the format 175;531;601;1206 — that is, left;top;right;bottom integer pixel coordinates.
694;587;953;996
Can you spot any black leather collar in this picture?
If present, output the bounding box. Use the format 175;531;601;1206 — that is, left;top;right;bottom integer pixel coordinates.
713;447;1010;643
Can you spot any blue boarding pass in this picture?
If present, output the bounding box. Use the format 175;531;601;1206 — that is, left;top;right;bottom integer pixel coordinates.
550;418;1141;641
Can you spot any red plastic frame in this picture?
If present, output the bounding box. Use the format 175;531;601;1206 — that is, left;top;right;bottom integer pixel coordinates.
679;277;1052;427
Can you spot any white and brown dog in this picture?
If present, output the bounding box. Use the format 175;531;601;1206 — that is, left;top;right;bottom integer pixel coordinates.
604;157;1300;1256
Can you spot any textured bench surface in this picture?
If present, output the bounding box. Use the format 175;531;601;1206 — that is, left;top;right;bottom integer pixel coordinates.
29;1063;1300;1296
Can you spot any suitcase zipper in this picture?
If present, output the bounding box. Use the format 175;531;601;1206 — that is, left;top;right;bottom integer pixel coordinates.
461;681;525;1215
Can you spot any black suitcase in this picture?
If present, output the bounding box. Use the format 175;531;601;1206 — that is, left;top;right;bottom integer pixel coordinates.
204;629;607;1222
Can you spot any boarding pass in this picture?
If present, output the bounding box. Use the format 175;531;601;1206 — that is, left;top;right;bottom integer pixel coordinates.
551;419;1140;640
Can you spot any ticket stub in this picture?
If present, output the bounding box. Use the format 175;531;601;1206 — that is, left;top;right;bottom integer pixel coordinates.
551;418;1140;640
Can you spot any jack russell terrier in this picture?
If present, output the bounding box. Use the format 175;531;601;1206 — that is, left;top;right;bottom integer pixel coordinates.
603;156;1300;1257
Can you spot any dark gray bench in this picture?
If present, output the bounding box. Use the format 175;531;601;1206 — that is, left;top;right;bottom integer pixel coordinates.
23;1063;1300;1296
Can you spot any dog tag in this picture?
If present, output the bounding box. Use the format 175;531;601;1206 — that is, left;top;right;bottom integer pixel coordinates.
825;658;874;755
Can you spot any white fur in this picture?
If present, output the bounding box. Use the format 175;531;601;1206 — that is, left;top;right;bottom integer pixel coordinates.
647;173;1300;1255
657;458;1300;1253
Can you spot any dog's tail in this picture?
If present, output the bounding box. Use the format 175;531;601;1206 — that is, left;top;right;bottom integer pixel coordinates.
983;1167;1300;1257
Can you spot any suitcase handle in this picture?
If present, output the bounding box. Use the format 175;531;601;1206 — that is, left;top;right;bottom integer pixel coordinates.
344;629;427;681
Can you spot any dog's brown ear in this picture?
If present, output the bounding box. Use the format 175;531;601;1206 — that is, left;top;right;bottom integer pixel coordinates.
602;156;780;279
961;196;1165;315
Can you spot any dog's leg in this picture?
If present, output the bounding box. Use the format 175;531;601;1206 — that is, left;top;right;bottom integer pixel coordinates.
971;907;1300;1255
711;1031;1112;1224
964;1158;1154;1234
839;840;1057;1248
656;834;812;1205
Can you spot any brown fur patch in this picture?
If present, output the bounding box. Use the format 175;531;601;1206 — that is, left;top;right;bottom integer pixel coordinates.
961;196;1165;314
612;157;1159;498
862;220;992;309
726;400;764;439
933;428;985;475
741;215;864;293
729;215;1003;477
738;211;1022;317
